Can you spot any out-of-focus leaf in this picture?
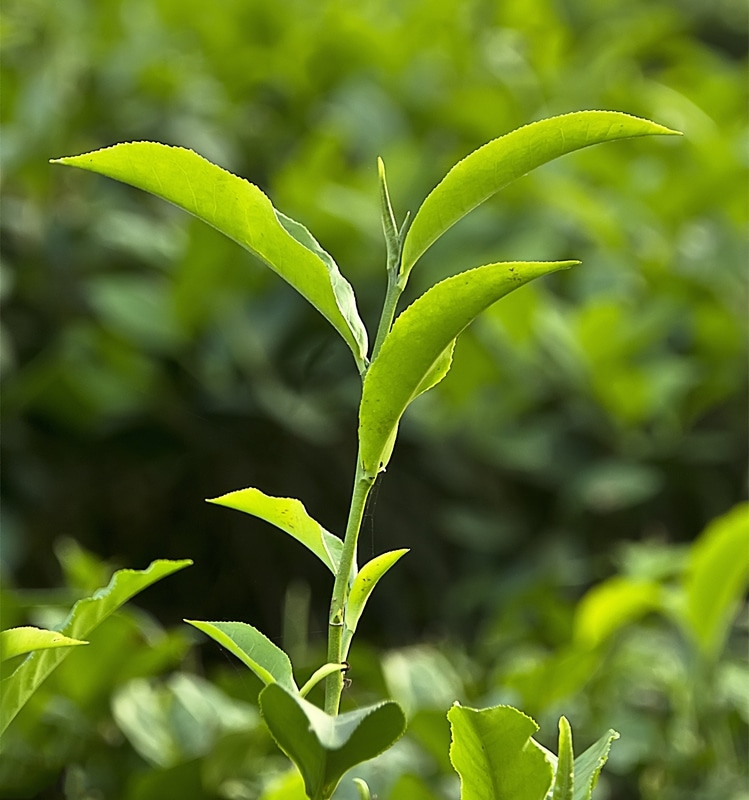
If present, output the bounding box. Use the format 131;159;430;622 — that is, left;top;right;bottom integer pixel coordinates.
111;672;257;769
681;502;749;660
0;559;192;737
0;627;87;662
574;577;663;647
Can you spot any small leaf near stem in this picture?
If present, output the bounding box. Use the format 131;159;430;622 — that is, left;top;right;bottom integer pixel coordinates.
378;157;399;270
552;716;574;800
371;158;410;364
300;662;349;698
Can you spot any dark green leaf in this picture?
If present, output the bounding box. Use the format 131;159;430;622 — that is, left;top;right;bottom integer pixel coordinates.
260;683;406;800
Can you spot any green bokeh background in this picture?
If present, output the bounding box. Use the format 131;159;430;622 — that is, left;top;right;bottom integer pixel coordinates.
1;0;747;797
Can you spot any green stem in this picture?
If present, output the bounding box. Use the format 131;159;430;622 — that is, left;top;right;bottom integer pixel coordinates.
370;270;403;363
324;460;375;714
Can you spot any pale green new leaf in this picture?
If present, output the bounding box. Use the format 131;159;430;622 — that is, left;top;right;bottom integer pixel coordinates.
552;717;574;800
208;487;343;574
400;111;680;277
353;778;372;800
0;627;88;662
185;620;298;693
52;143;368;371
343;549;409;654
572;729;619;800
682;502;749;660
0;559;192;738
448;703;554;800
299;662;348;698
359;261;577;476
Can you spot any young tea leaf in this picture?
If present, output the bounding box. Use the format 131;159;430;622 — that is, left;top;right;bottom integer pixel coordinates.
400;111;680;278
0;627;88;663
51;143;369;371
572;729;619;800
0;559;192;737
208;487;343;575
359;261;577;476
260;683;406;800
343;549;409;654
185;620;298;693
552;717;574;800
448;703;554;800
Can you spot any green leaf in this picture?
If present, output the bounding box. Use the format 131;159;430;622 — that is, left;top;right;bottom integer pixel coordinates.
378;157;400;266
259;683;406;800
51;143;369;371
208;487;343;575
343;549;409;654
572;729;619;800
400;111;680;278
448;703;554;800
0;627;88;662
682;502;749;660
184;620;298;693
552;717;574;800
359;261;577;475
299;662;348;698
0;558;191;737
573;577;662;647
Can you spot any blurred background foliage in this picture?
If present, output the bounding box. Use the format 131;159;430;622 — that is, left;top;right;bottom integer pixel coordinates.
0;0;746;797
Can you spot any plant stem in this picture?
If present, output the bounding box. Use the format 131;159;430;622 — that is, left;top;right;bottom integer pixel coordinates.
370;270;403;363
324;459;375;714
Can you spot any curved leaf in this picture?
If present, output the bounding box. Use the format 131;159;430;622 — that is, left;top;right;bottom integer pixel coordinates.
260;683;406;800
0;559;192;738
448;703;554;800
682;502;749;660
573;577;662;648
572;729;619;800
343;549;409;654
52;143;369;371
400;111;680;277
359;261;577;476
185;620;297;693
208;487;342;574
0;627;88;662
299;662;348;698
